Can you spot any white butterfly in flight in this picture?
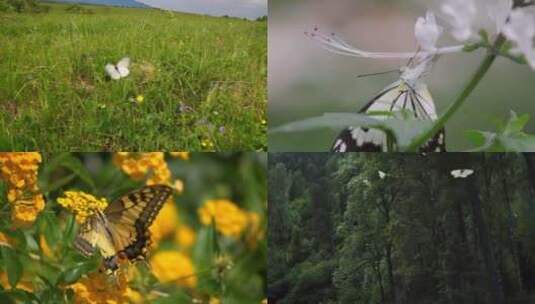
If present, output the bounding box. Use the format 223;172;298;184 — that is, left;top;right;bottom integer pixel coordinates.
378;170;387;179
450;169;474;179
105;57;130;80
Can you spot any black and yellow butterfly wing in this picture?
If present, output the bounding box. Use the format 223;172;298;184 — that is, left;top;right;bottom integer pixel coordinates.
74;185;173;272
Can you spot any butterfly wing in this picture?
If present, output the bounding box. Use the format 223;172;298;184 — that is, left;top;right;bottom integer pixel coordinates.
331;82;446;152
332;81;403;152
74;214;118;263
73;185;172;272
103;185;172;266
116;57;130;78
105;63;121;80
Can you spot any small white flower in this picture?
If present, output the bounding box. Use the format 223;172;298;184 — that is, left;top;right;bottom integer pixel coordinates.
502;9;535;69
378;171;387;179
441;0;477;41
487;0;513;34
415;11;443;51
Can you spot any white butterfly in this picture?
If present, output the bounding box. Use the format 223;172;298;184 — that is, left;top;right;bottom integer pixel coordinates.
378;170;387;179
105;57;130;80
450;169;474;178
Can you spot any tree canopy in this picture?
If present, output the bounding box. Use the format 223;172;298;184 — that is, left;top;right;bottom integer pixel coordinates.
268;153;535;304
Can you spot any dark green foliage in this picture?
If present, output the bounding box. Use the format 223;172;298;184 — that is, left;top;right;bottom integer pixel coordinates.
64;4;93;14
0;0;49;12
268;153;535;303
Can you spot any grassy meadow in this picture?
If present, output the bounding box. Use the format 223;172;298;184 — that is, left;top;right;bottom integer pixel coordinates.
0;3;267;151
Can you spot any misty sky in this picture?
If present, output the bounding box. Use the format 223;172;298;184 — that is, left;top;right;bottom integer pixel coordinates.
139;0;267;19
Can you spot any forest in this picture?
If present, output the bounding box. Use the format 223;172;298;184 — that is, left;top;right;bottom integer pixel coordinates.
268;153;535;303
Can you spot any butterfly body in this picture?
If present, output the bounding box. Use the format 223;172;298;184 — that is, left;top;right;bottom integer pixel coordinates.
74;185;172;273
105;57;130;80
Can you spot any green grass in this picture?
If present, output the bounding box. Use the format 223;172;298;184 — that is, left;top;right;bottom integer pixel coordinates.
0;3;267;151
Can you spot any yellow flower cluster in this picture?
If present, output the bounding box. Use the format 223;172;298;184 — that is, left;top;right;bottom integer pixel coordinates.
57;191;108;224
198;200;265;243
69;271;134;304
174;225;196;249
0;152;45;226
198;199;248;238
201;139;215;150
149;201;178;247
112;152;171;185
150;251;197;288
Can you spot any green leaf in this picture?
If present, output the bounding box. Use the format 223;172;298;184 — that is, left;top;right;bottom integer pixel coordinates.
270;113;380;133
466;112;535;152
59;154;96;191
58;260;98;285
42;153;95;192
59;265;85;285
194;227;215;268
63;214;77;244
503;111;529;134
44;173;76;194
1;247;23;288
270;112;433;151
478;29;490;44
40;212;61;246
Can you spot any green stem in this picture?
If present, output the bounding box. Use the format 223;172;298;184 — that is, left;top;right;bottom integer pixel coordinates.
406;34;507;151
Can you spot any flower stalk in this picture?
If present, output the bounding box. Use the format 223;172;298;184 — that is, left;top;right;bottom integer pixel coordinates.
406;34;507;151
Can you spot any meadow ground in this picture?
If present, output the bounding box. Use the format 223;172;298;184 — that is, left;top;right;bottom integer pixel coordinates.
0;3;267;151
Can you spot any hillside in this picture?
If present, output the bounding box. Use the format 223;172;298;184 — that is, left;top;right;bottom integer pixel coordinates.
47;0;149;8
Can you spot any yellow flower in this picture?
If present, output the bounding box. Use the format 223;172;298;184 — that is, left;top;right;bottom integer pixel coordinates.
173;179;184;194
150;251;197;287
261;119;267;126
149;200;178;247
174;225;196;249
209;297;221;304
113;153;171;186
0;152;44;227
135;95;144;103
261;299;268;304
69;271;128;304
0;232;12;247
170;152;189;160
11;194;45;226
125;287;143;303
57;191;108;224
200;139;215;150
0;273;33;291
198;199;248;238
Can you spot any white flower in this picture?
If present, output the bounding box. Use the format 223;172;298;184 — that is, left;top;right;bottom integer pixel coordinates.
415;11;443;51
305;21;463;60
502;9;535;69
487;0;513;34
441;0;477;41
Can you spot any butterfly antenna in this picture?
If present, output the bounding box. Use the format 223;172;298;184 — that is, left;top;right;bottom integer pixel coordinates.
356;69;399;78
406;47;421;67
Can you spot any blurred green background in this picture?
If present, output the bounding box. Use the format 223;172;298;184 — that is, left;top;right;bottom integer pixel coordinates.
268;0;535;151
